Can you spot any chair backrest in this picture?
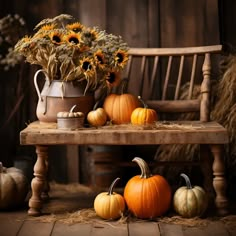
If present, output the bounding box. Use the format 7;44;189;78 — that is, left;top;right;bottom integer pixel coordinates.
124;45;223;122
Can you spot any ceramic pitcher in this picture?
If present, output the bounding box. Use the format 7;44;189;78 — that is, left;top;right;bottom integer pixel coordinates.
34;69;94;123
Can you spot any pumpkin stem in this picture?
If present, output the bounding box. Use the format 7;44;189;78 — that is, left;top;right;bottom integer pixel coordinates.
108;177;120;195
132;157;152;178
138;96;148;108
93;100;100;110
180;173;193;189
70;105;77;112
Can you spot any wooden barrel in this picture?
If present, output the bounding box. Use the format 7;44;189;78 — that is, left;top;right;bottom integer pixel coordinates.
81;145;124;188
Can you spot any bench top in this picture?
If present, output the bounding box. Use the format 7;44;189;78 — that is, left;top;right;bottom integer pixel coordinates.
20;121;228;145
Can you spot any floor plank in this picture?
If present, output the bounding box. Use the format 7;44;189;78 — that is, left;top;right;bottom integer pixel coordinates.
51;221;92;236
0;211;26;236
183;226;212;236
159;222;184;236
17;220;55;236
220;215;236;236
91;221;128;236
183;222;231;236
204;222;230;236
128;221;160;236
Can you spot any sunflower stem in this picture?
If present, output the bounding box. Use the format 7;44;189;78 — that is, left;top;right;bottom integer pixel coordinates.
180;173;193;189
120;78;128;94
132;157;152;178
108;177;120;195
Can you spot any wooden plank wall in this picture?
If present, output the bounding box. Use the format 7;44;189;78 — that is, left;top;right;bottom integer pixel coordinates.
0;0;224;182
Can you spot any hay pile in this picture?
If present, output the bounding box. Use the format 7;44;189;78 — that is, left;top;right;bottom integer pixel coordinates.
26;182;236;229
211;55;236;167
29;208;236;228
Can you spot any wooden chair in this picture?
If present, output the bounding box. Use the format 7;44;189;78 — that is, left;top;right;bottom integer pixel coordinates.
123;45;229;214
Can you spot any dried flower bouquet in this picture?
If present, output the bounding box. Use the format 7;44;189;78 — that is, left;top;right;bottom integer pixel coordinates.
14;14;129;93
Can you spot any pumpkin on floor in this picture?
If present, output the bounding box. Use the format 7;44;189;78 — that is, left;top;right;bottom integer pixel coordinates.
0;162;29;209
173;173;208;218
94;177;125;220
124;157;171;219
131;96;158;125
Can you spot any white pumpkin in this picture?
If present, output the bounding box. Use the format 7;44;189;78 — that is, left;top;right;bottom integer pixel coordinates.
173;173;208;218
0;162;29;209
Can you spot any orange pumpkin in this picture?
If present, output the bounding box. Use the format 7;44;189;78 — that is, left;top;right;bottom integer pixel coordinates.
124;157;171;219
131;96;158;125
103;93;140;124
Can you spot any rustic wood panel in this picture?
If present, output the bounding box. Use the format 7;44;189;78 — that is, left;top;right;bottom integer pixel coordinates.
78;0;106;29
148;0;161;47
66;145;80;183
106;0;149;47
159;0;220;47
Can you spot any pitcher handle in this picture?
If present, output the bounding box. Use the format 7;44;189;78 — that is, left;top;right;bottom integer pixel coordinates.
34;69;49;101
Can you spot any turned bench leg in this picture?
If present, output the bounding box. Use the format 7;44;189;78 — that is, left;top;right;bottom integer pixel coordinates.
41;155;50;200
210;144;228;215
200;145;215;203
28;145;48;216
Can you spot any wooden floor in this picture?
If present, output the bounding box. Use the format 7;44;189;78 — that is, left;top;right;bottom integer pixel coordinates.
1;182;236;236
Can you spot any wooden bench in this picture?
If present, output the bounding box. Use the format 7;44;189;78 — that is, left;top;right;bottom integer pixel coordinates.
20;45;229;216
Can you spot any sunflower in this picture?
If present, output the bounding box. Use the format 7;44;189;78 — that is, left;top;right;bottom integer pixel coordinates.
81;28;99;45
38;24;56;32
80;57;96;78
114;49;129;68
105;70;121;87
94;50;106;69
50;30;64;44
66;22;84;33
33;24;56;39
64;32;81;45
